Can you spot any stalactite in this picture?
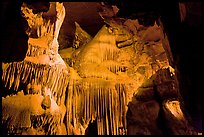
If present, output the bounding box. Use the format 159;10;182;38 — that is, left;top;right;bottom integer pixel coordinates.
65;76;127;135
51;73;59;97
74;25;118;67
26;44;48;57
123;85;127;135
34;15;55;38
57;75;65;105
2;94;46;132
2;4;180;134
34;113;61;135
2;61;69;106
105;89;109;135
2;2;70;135
101;60;128;73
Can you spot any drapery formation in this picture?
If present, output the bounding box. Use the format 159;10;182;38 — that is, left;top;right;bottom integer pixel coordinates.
1;2;197;135
2;2;68;135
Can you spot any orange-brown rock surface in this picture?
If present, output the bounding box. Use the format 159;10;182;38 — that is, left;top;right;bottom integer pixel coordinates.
1;2;198;135
2;2;68;135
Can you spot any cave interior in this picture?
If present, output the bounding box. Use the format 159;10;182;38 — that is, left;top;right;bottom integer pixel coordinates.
0;1;202;135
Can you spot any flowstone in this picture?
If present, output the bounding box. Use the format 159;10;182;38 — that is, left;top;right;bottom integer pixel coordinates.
2;2;198;135
2;2;68;135
60;17;197;135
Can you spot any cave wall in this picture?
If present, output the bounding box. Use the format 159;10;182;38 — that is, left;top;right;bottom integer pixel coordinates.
58;2;105;50
0;1;28;62
105;1;202;132
177;2;202;131
58;1;202;132
1;2;69;135
0;1;202;134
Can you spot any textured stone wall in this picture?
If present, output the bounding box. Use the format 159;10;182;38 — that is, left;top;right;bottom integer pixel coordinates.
1;1;201;135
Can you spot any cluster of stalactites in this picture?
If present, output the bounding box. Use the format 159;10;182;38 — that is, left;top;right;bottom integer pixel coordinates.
21;2;65;39
101;60;127;73
66;78;127;135
36;20;55;38
26;44;48;57
31;113;61;135
21;3;54;38
74;26;119;65
2;61;69;106
2;93;62;135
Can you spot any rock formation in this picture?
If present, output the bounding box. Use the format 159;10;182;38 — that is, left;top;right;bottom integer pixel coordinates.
1;2;198;135
2;2;68;135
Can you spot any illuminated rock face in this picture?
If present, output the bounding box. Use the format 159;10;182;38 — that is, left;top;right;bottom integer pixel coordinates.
2;2;68;135
2;2;197;135
60;18;197;135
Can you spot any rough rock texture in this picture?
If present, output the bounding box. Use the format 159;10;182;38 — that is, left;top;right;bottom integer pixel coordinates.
59;14;197;134
1;2;199;135
2;2;68;135
58;2;104;50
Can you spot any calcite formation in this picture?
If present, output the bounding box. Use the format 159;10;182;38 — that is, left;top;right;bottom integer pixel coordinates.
60;17;197;135
1;2;198;135
2;2;68;135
